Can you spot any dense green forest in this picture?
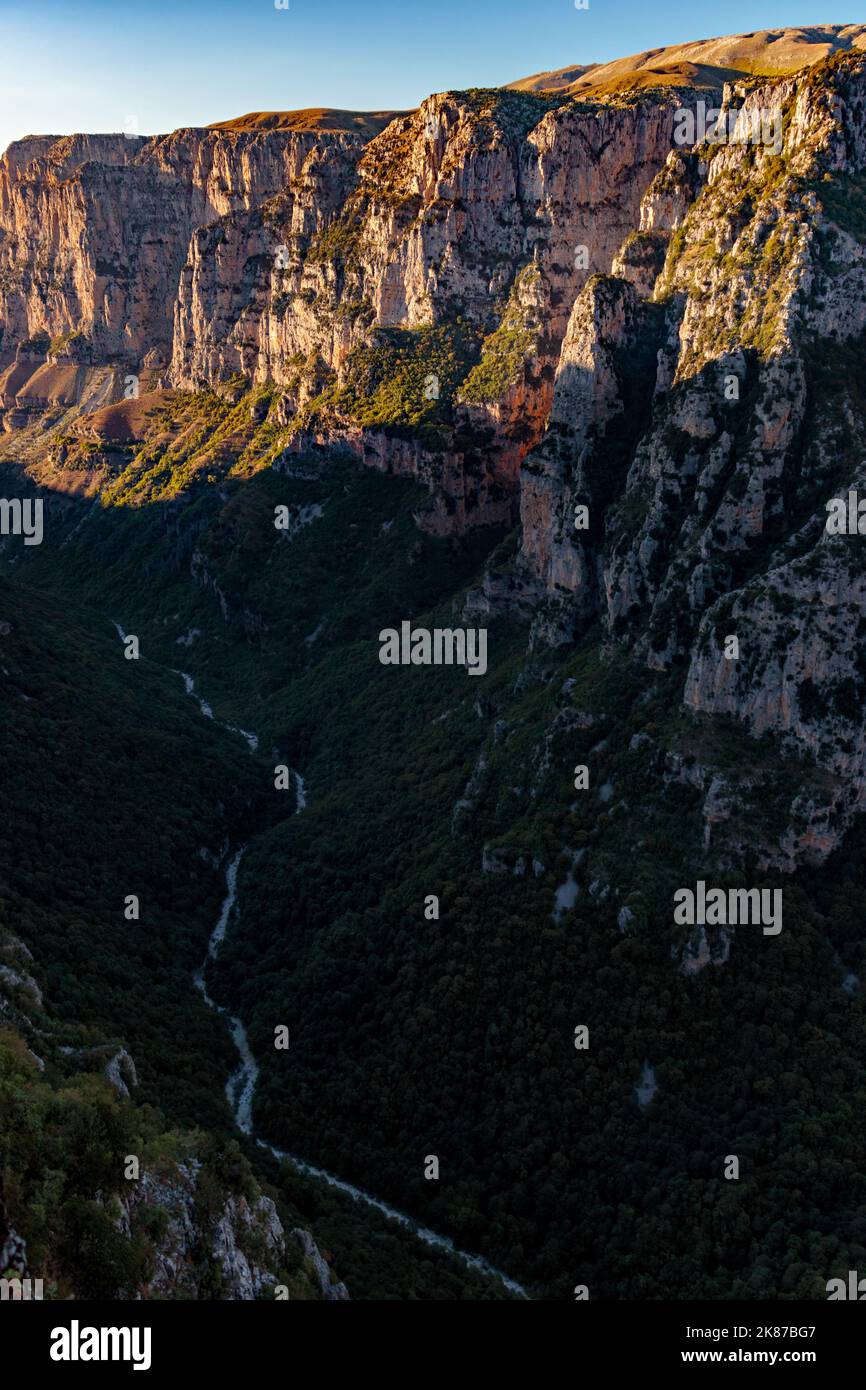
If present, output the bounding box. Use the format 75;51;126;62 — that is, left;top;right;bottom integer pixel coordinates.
2;419;866;1299
0;1026;332;1301
0;502;513;1299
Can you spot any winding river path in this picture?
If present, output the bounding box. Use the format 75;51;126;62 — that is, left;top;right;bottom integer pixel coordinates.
114;623;528;1298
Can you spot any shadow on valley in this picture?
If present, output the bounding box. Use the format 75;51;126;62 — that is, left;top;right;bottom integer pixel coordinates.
1;450;865;1300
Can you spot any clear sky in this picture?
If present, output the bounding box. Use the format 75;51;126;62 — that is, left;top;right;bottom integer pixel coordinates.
0;1;861;155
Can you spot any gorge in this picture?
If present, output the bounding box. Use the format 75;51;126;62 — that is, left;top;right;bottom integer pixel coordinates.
3;23;866;1302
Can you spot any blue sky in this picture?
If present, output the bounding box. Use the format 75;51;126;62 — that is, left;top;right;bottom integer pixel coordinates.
0;1;860;154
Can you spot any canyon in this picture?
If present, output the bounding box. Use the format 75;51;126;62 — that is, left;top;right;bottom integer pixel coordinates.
4;25;866;866
3;24;866;1302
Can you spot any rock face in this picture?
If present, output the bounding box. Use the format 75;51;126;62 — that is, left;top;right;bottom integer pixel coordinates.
172;92;679;376
103;1047;138;1098
0;91;681;523
0;125;370;407
504;52;866;859
5;37;866;864
517;271;661;641
114;1162;349;1300
169;91;681;525
291;1228;350;1301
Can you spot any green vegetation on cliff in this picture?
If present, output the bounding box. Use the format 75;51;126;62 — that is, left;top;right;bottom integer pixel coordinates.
4;423;865;1299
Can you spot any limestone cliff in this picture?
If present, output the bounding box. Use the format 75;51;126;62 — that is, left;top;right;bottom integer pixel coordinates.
0;125;370;387
0;89;682;526
4;33;866;866
511;50;866;861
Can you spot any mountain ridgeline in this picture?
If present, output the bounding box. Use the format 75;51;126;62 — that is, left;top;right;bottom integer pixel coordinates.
2;26;866;1299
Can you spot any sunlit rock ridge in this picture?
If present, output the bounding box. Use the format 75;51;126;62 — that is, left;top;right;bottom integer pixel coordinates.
3;25;866;866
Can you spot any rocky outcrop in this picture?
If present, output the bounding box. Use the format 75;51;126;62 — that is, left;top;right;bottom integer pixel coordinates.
0;939;348;1302
151;90;681;530
0;1208;35;1290
678;925;733;975
0;931;45;1042
503;53;866;858
103;1047;138;1098
517;272;662;642
115;1160;348;1300
0;126;370;374
292;1228;350;1301
0;91;681;526
6;41;866;864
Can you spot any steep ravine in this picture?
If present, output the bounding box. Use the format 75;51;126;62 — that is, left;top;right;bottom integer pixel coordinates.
112;624;528;1298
